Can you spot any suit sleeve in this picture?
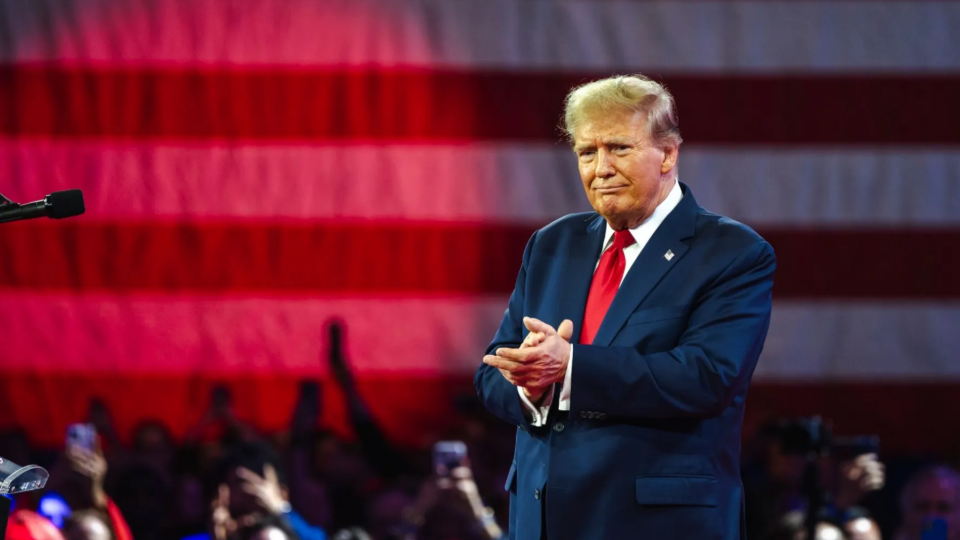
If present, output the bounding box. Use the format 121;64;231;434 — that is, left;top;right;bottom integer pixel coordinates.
571;240;776;419
474;231;542;430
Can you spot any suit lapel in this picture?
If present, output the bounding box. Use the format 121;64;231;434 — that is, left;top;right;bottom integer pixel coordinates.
590;183;700;347
558;214;606;345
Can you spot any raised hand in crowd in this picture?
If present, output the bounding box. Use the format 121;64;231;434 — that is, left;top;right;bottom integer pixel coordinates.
326;320;407;481
399;459;503;540
186;385;258;444
438;466;504;540
211;484;239;540
210;440;329;540
236;464;289;518
61;433;136;540
64;437;108;510
835;453;885;510
210;476;300;540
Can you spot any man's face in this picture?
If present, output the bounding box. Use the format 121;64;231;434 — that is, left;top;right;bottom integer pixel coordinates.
904;477;960;540
573;109;678;230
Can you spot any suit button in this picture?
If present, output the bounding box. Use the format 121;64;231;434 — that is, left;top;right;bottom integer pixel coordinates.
580;411;589;419
534;489;541;500
553;422;565;432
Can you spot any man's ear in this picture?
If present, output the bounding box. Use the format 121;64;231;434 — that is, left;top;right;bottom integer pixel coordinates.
661;144;679;174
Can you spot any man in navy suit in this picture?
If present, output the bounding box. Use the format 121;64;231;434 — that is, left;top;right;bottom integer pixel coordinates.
476;74;776;540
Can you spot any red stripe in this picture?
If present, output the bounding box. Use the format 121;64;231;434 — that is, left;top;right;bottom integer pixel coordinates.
769;228;960;299
1;221;958;298
0;221;527;295
1;67;959;144
0;372;953;454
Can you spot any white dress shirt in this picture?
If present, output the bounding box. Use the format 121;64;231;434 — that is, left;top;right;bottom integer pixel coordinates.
518;180;684;426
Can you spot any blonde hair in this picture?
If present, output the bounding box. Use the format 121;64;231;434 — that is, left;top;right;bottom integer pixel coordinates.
563;74;682;148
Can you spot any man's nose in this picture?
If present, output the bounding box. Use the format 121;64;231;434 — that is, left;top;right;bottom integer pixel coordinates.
595;150;616;178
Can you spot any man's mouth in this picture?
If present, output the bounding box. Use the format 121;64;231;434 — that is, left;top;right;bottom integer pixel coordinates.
595;185;627;194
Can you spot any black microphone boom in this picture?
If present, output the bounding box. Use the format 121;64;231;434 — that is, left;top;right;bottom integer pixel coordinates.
0;190;85;223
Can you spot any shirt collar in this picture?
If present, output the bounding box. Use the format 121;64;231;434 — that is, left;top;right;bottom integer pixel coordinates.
602;180;683;250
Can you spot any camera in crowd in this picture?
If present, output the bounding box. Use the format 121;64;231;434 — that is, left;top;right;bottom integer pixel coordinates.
763;416;880;460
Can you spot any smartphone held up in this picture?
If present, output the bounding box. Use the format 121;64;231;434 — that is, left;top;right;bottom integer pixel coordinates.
433;441;468;477
66;423;96;451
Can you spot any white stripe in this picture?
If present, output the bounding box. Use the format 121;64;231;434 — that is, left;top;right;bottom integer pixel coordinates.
756;302;960;381
2;0;958;72
2;293;958;380
4;141;959;226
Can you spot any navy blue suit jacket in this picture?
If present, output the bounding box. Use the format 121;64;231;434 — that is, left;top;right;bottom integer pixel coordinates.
475;183;775;540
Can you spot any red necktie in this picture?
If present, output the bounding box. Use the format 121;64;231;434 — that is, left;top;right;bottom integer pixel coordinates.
579;230;636;345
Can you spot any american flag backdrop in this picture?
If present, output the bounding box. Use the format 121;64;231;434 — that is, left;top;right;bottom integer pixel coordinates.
1;0;959;454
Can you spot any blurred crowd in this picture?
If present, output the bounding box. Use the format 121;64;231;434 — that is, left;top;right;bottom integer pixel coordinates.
1;348;959;540
1;344;516;540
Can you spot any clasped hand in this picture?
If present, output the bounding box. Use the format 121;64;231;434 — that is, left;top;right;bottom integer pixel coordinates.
483;317;573;403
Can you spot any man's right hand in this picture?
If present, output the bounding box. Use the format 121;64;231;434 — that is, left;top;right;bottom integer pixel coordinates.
491;318;573;403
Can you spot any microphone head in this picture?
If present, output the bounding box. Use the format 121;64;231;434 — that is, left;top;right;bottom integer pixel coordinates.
46;190;85;219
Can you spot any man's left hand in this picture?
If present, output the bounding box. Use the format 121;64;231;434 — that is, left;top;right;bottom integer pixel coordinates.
483;317;573;390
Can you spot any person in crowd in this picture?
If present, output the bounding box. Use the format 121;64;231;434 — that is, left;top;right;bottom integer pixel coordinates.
206;440;326;540
109;460;172;540
743;423;885;539
291;417;380;533
44;434;134;540
893;465;960;540
434;465;504;540
399;465;503;540
5;507;67;540
364;486;414;540
130;420;177;473
84;399;178;540
845;516;883;540
287;323;409;533
62;510;115;540
764;511;850;540
330;529;373;540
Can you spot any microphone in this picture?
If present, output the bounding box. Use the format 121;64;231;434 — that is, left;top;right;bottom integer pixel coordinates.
0;190;85;223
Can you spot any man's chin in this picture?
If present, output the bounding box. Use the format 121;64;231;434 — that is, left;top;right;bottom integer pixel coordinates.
594;203;630;226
